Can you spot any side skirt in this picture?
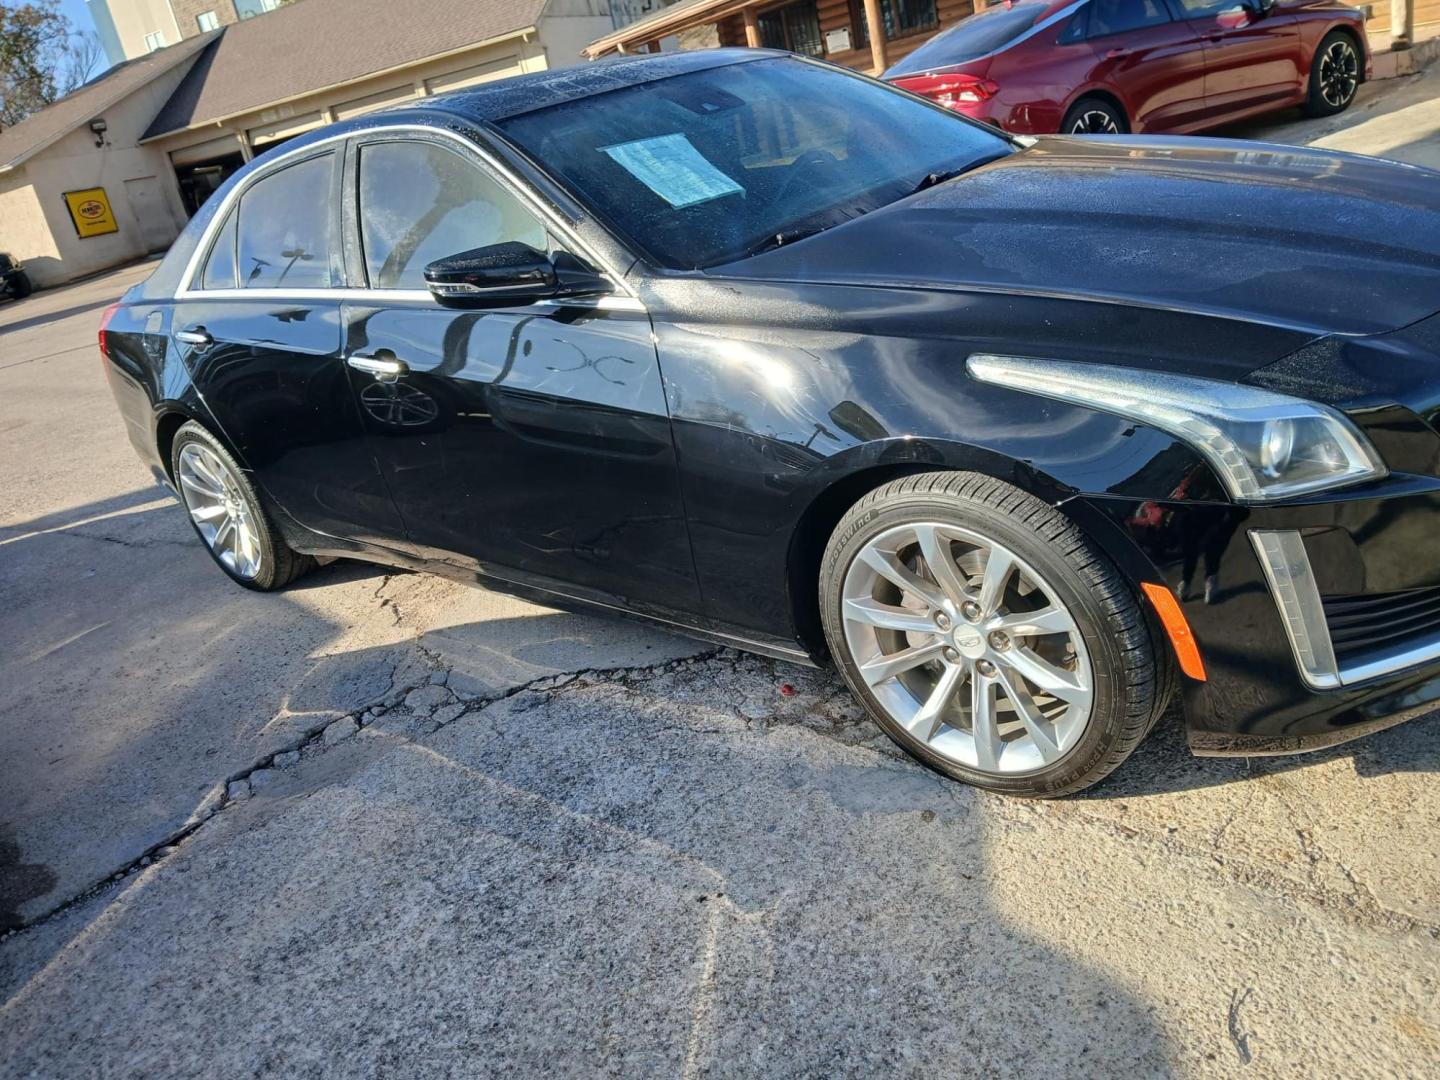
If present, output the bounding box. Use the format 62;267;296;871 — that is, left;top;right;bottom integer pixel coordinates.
269;503;819;669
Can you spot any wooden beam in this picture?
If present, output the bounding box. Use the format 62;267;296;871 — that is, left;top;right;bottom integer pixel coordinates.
1391;0;1414;48
861;0;887;73
743;6;761;47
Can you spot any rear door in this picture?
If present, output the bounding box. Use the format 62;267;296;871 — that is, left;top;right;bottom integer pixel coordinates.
1167;0;1301;119
339;132;699;612
1078;0;1208;132
172;148;408;545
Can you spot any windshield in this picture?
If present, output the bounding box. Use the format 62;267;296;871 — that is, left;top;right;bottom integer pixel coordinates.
886;1;1055;75
498;57;1011;270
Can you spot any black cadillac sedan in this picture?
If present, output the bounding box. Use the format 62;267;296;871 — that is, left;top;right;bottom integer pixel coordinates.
100;49;1440;797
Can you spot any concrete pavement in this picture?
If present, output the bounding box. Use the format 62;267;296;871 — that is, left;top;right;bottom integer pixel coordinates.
3;95;1440;1076
1218;65;1440;170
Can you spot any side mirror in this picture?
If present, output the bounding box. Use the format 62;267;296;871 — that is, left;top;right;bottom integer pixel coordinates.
423;242;610;308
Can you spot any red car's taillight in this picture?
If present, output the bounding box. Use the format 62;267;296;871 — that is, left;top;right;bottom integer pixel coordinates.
98;301;121;363
893;74;1000;110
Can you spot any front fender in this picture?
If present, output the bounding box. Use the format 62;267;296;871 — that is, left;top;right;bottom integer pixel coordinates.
649;282;1230;643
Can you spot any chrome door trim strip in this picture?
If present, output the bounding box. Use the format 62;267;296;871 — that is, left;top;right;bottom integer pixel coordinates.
170;286;646;313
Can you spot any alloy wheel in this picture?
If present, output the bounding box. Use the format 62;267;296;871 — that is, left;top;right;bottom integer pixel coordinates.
177;443;263;579
840;522;1094;775
1319;40;1358;108
1070;110;1119;135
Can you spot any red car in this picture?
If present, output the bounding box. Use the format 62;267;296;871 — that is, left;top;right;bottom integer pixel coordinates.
884;0;1370;136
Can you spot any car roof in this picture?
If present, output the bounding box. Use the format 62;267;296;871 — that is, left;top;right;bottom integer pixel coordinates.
417;47;780;125
257;48;784;165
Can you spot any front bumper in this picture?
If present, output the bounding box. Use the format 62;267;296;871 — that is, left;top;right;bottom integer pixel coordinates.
1080;475;1440;755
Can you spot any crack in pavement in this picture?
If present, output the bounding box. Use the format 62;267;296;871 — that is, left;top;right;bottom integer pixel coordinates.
0;647;728;941
1227;986;1255;1065
6;640;1435;951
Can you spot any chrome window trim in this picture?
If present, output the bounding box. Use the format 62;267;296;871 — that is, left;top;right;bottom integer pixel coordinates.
1250;528;1440;690
169;285;644;313
175;122;641;306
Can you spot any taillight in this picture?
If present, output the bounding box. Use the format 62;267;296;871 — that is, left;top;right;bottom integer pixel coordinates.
98;301;121;363
893;74;1000;110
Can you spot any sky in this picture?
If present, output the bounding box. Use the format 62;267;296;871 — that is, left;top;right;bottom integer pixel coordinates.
56;0;98;37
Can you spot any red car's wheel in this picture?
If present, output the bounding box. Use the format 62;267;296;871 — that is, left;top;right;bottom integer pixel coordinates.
1062;97;1128;135
1305;31;1361;117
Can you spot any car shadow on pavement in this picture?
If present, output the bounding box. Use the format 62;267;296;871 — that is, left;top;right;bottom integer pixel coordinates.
0;486;172;543
0;297;127;337
0;616;1185;1074
1079;697;1440;802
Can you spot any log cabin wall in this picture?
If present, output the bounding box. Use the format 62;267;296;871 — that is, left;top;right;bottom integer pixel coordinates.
715;0;981;73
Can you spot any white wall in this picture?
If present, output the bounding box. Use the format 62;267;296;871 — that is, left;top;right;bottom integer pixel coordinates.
0;172;63;268
107;0;183;60
538;13;621;67
2;58;195;287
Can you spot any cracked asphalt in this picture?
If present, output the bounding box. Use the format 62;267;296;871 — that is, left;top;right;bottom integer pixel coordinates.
5;92;1440;1073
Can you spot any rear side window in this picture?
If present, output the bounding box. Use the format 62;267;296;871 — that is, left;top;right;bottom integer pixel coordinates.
886;0;1051;74
200;209;238;290
235;153;336;289
357;140;547;290
1086;0;1171;36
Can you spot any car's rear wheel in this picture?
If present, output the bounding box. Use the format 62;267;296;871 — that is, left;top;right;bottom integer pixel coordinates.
7;271;32;299
1061;97;1127;136
171;421;315;591
1305;31;1360;117
820;472;1169;797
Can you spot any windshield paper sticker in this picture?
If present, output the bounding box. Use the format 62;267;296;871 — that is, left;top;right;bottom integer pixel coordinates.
601;134;743;209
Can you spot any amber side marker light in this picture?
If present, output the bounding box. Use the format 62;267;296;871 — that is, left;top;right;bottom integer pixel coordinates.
1140;581;1207;681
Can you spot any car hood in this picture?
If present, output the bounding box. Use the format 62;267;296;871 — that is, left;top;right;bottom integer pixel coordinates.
722;136;1440;339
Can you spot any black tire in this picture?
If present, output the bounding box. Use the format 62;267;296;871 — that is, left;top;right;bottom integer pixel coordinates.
8;271;32;299
170;421;315;591
820;472;1172;798
1304;31;1361;117
1061;97;1128;136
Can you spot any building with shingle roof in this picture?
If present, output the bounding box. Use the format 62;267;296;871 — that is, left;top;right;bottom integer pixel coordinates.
0;0;615;289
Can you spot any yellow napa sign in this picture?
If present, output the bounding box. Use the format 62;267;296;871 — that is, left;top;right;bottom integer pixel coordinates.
63;187;119;238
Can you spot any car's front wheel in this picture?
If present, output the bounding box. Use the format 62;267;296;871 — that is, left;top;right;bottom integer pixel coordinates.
1305;31;1361;117
171;421;315;591
820;472;1170;797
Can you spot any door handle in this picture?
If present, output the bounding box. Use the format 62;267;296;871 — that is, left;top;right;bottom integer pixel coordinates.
1106;47;1132;59
174;327;212;347
347;353;409;381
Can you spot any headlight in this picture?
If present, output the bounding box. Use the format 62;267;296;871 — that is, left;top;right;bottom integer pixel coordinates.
966;355;1387;502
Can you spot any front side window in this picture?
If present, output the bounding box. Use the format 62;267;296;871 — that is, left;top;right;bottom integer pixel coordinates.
235;153;336;289
1086;0;1171;36
357;141;547;289
499;57;1010;270
1172;0;1245;15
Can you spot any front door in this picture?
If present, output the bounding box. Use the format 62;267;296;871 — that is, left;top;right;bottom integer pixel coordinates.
1170;0;1301;118
340;133;699;613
